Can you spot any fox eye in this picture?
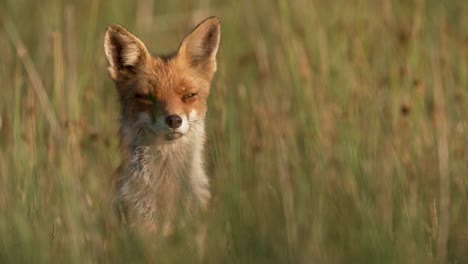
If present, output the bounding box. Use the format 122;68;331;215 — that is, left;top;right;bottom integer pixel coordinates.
135;93;153;105
183;93;197;99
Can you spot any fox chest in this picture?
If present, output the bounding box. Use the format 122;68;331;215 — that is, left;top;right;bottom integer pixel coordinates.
118;155;194;227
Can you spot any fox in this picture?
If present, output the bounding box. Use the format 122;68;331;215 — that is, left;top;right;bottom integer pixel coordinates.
104;17;220;234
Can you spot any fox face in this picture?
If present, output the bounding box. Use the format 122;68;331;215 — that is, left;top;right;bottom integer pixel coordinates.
104;17;220;147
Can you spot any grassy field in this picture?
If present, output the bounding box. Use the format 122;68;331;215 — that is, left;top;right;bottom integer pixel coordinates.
0;0;467;263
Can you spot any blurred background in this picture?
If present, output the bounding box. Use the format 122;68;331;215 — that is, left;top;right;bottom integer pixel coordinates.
0;0;467;263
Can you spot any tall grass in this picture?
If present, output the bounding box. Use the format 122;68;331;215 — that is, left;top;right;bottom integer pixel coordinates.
0;0;467;263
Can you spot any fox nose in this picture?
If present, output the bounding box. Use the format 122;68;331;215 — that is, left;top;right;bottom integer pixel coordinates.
165;115;183;129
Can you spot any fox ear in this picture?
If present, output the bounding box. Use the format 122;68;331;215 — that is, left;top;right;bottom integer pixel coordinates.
104;24;149;80
177;17;220;80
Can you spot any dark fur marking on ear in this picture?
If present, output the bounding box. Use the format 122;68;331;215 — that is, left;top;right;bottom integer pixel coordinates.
109;35;125;70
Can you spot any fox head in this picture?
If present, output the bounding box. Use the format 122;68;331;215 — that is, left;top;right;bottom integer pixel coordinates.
104;17;220;148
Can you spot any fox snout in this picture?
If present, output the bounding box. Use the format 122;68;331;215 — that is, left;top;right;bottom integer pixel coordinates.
137;111;198;142
164;114;185;140
165;115;182;129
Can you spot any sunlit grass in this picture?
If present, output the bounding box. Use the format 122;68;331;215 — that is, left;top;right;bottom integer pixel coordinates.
0;0;467;263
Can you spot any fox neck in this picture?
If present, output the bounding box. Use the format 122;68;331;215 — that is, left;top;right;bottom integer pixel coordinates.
126;127;205;182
